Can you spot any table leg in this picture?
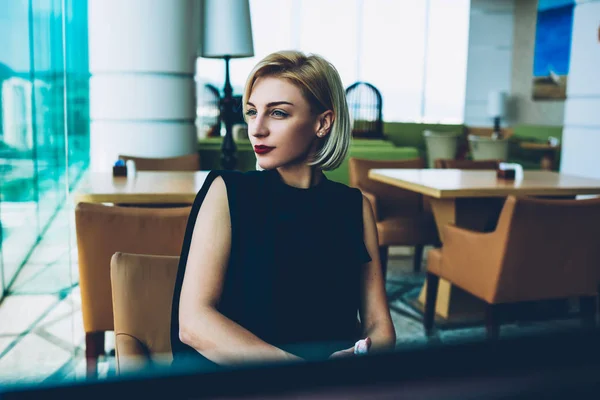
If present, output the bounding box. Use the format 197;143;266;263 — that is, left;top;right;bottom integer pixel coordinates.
428;198;456;242
416;197;501;321
418;198;455;318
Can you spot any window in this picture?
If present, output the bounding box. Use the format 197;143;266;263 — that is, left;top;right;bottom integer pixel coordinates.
195;0;470;124
296;0;360;88
359;0;427;122
423;0;470;123
0;0;88;299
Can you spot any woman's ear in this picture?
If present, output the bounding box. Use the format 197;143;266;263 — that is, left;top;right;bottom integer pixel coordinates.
316;110;335;138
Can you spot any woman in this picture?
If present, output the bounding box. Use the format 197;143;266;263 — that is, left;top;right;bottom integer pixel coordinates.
170;51;395;368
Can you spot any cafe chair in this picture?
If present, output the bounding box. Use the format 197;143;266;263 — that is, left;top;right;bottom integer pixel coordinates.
118;153;200;171
116;153;200;208
111;253;179;374
75;202;190;378
424;195;600;340
349;157;439;277
434;159;500;169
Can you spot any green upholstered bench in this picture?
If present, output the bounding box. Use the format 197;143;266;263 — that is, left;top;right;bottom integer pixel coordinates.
325;146;420;185
350;139;396;148
198;138;257;172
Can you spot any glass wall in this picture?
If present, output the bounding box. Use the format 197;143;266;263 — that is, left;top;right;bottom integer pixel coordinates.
0;0;89;300
196;0;470;124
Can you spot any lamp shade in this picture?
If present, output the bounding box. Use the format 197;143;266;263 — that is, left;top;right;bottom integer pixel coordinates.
487;91;507;118
200;0;254;59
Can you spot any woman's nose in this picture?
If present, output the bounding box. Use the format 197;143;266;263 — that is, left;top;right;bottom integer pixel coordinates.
250;114;269;137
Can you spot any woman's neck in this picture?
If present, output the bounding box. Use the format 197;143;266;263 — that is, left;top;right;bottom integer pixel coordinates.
276;164;322;189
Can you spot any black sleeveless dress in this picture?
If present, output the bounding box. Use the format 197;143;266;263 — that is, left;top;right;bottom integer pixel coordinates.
170;169;371;368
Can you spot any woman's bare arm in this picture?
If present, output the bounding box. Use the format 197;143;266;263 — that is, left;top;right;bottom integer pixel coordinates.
358;195;396;353
178;176;302;365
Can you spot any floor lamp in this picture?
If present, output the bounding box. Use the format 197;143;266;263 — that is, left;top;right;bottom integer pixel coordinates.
199;0;254;170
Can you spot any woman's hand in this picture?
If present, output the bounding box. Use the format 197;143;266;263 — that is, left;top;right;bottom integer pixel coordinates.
329;337;371;359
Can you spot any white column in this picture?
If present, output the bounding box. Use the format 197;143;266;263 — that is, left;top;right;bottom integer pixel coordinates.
560;0;600;179
88;0;199;172
463;0;515;127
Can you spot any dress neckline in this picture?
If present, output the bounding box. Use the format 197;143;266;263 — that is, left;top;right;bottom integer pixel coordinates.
267;169;329;194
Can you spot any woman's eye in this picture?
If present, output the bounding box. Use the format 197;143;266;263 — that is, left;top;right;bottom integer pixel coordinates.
272;109;288;117
245;109;257;117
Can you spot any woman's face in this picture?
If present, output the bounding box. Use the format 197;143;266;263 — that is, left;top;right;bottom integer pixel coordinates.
246;76;330;170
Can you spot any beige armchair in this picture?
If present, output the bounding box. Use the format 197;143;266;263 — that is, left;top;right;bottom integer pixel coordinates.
348;157;439;276
118;153;200;171
75;202;190;377
424;195;600;339
110;253;179;374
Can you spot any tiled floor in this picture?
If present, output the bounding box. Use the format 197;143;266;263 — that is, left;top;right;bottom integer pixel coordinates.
0;202;99;384
0;202;584;385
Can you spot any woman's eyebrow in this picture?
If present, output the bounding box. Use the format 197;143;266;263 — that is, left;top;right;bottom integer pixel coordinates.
246;101;294;107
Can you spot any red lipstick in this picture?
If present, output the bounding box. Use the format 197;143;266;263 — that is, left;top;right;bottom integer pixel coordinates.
254;145;274;155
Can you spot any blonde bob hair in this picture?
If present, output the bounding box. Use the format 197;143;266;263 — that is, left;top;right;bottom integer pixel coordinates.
242;50;351;171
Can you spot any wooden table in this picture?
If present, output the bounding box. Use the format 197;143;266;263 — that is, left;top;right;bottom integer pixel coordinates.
368;169;600;321
73;171;209;204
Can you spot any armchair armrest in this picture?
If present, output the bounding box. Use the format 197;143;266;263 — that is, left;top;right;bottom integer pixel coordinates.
435;224;504;302
360;189;380;221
